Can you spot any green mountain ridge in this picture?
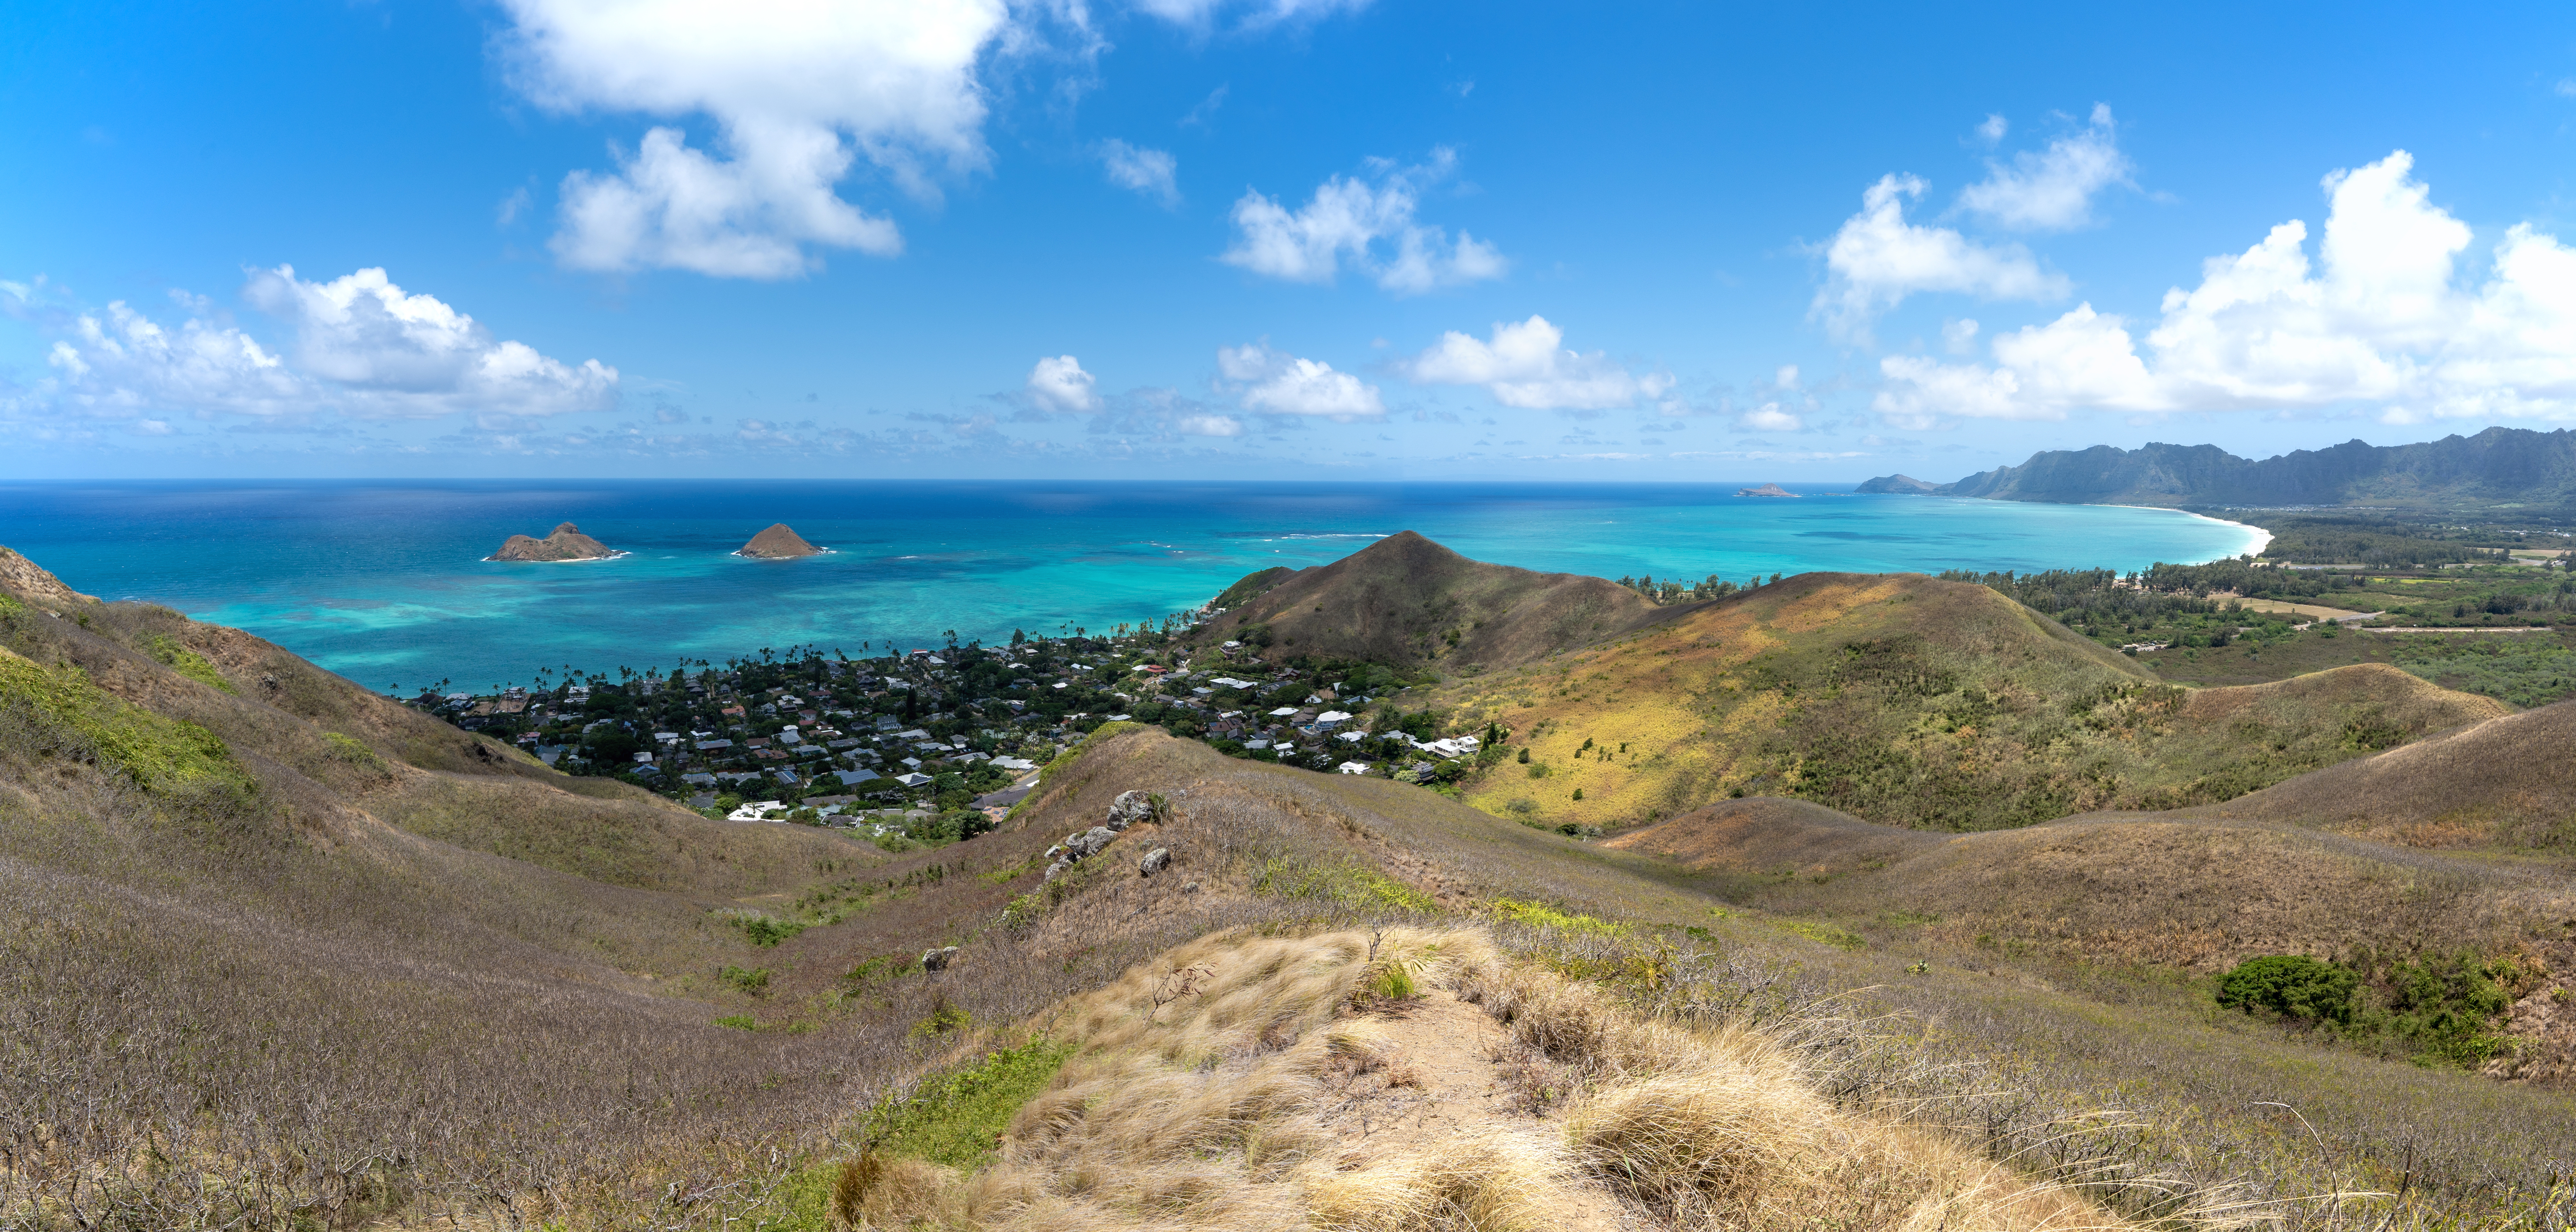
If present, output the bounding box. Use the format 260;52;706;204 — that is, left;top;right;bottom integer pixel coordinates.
1866;426;2576;511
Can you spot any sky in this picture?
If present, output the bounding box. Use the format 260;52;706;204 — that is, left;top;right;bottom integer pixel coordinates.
4;0;2575;482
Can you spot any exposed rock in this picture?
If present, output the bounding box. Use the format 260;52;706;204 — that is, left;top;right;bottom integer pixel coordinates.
489;522;617;562
1044;859;1071;881
1063;826;1118;861
921;945;959;973
1734;483;1799;498
1137;847;1171;877
738;524;823;558
1106;789;1156;830
1182;881;1201;894
0;546;99;607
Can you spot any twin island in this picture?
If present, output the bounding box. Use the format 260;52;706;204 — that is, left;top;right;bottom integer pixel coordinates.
485;521;823;562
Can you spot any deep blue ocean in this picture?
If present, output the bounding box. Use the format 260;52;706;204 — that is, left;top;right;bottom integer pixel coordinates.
1;481;2259;693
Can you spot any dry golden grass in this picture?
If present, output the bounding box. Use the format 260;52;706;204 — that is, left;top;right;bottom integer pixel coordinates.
839;927;2134;1231
1434;573;2502;834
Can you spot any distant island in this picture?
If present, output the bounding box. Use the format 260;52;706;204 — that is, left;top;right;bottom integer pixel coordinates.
488;522;618;562
738;523;823;558
1735;483;1799;498
1859;426;2576;513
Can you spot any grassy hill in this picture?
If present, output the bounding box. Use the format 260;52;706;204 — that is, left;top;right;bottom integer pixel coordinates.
10;542;2573;1229
1203;529;1695;672
2175;696;2576;852
1429;571;2505;834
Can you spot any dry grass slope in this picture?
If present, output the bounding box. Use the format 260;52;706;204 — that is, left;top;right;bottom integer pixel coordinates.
838;927;2134;1231
2179;697;2576;851
1433;572;2504;834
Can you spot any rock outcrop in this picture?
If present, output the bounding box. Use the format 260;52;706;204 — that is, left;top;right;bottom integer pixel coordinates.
488;522;617;562
0;546;99;608
738;524;823;558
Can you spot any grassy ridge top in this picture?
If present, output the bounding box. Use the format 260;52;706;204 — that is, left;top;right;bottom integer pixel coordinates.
1434;571;2504;833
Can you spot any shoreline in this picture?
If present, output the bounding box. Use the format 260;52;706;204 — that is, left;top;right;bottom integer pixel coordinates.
483;550;631;564
2096;503;2273;561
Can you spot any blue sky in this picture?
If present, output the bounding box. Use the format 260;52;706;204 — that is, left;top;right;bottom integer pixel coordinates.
4;0;2574;481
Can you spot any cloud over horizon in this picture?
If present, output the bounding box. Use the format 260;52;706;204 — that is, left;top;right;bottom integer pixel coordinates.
18;267;617;426
1873;151;2576;428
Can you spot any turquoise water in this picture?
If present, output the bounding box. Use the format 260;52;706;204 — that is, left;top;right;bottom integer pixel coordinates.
1;481;2258;692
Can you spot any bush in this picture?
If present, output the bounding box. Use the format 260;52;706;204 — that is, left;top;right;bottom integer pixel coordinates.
2216;955;2357;1024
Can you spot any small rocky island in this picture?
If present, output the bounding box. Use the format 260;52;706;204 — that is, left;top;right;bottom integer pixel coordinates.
1734;483;1800;498
1856;473;1939;494
488;522;618;562
738;523;824;558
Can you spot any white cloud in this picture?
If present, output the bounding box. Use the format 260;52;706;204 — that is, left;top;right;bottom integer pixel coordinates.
1175;414;1243;436
1976;114;2008;144
1099;140;1179;206
1024;355;1102;412
1957;104;2132;231
242;266;618;417
1815;174;2067;343
1222;149;1506;295
1132;0;1371;28
1873;151;2576;425
1218;343;1385;419
2558;79;2576;98
1401;315;1672;411
1736;403;1803;432
500;0;1012;278
1941;318;1980;353
33;267;615;423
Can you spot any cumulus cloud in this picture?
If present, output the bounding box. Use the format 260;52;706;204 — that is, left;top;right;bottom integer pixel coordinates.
1400;315;1672;411
1736;403;1803;432
242;266;618;416
1024;354;1102;412
1222;149;1506;295
500;0;1012;278
1218;343;1385;419
1872;151;2576;425
1099;139;1179;206
1815;174;2067;342
1957;104;2133;231
28;267;615;424
1175;413;1243;436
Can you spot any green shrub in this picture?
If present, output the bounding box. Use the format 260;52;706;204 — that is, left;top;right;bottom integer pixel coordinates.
322;731;386;771
719;965;771;994
714;1014;757;1031
2216;955;2358;1024
145;634;238;694
865;1037;1076;1167
718;910;807;947
0;652;248;795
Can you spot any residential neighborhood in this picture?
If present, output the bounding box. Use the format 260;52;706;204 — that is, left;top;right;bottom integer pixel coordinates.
410;619;1510;848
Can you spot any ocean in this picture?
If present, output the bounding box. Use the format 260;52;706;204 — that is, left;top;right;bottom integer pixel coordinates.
2;481;2260;692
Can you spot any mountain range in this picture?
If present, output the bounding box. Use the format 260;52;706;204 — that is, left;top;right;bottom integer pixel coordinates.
1861;426;2576;511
